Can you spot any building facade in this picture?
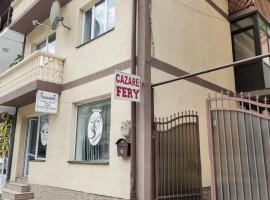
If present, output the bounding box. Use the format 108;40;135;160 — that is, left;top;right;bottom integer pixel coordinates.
0;0;269;199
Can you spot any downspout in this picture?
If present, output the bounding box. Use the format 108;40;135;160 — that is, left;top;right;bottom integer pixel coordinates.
21;35;26;59
130;0;137;199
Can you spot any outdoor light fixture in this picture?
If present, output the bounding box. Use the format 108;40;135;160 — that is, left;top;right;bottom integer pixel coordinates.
121;121;131;139
2;48;9;53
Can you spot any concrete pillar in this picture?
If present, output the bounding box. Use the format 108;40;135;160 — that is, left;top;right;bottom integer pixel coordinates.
136;0;153;199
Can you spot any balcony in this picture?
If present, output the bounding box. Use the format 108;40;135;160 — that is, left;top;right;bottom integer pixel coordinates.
9;0;69;34
0;51;64;107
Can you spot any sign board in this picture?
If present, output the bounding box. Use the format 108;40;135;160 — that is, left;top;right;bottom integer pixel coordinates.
35;90;58;114
114;71;141;102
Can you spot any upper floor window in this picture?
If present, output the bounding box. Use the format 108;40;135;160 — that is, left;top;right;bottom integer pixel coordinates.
231;13;270;92
36;33;56;54
82;0;115;44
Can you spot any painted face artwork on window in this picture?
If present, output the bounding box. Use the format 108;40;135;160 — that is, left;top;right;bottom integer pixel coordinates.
40;122;49;146
88;112;103;146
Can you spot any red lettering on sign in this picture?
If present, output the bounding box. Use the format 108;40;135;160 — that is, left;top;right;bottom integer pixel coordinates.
122;87;127;97
116;86;122;97
127;88;133;98
116;74;121;83
133;89;139;99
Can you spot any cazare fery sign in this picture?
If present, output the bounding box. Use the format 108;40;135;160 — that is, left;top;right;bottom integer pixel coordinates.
35;90;59;114
114;71;141;102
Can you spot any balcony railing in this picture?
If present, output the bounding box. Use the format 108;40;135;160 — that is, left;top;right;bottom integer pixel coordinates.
0;51;65;98
11;0;37;22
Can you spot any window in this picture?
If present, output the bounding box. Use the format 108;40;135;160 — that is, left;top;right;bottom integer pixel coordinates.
231;13;270;92
25;115;49;161
75;98;111;162
82;0;115;43
36;33;56;54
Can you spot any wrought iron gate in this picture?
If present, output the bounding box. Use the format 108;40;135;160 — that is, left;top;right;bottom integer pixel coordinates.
153;111;202;200
207;94;270;200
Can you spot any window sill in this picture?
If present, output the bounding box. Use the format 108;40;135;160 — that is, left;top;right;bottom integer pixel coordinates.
76;28;115;49
29;160;46;163
67;160;109;165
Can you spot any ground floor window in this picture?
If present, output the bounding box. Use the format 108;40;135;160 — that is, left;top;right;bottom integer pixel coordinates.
23;115;49;176
75;98;111;162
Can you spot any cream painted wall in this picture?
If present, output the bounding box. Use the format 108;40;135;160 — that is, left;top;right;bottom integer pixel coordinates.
11;0;132;198
151;0;234;187
11;72;131;199
24;0;132;84
10;0;235;198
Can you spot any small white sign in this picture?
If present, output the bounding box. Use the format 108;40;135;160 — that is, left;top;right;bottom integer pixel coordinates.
114;71;141;102
35;90;58;114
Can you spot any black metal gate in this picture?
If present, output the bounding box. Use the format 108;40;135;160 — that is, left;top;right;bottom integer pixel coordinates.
153;111;202;200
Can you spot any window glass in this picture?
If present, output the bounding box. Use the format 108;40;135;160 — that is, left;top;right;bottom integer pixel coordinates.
48;34;56;54
231;17;254;31
37;115;49;158
82;0;115;43
36;40;47;52
233;29;256;61
83;9;92;43
36;34;56;54
28;119;38;160
94;1;107;37
75;99;111;162
107;0;115;30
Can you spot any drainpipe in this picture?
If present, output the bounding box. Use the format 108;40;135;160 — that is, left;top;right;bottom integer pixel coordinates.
21;35;26;59
130;0;137;199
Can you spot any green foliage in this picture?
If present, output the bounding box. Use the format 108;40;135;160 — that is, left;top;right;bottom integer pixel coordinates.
9;55;22;68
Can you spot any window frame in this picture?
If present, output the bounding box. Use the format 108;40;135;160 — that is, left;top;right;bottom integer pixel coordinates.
25;115;49;162
230;12;269;92
36;33;56;54
74;97;111;163
81;0;114;44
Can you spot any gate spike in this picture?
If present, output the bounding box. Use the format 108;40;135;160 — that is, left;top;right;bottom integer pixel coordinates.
247;93;251;100
240;91;243;98
264;97;268;104
256;95;259;102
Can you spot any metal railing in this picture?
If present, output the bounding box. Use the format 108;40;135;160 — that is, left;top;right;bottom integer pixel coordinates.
154;112;202;199
0;51;65;97
10;0;37;22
